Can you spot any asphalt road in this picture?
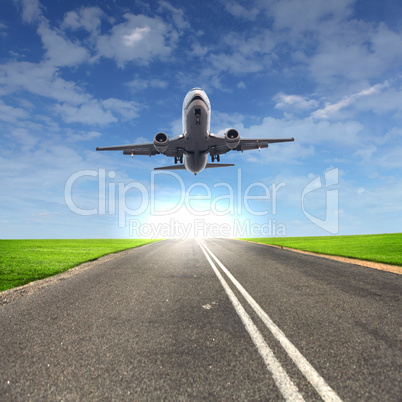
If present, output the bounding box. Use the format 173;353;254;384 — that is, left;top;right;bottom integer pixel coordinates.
0;239;400;401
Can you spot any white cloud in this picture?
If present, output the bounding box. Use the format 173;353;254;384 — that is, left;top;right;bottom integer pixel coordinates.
0;100;29;122
375;145;402;169
225;3;259;20
237;111;402;174
274;92;318;112
268;0;354;33
66;130;101;142
53;98;140;126
0;22;8;37
308;21;402;84
209;52;264;75
0;58;143;130
312;82;390;119
221;0;401;88
370;22;402;66
96;14;176;67
242;116;364;148
133;136;149;144
0;61;89;105
212;107;367;152
54;101;117;125
37;22;88;67
353;85;402;116
62;6;104;33
212;111;245;132
199;29;277;76
16;0;43;24
123;26;150;46
101;98;141;121
190;43;208;57
209;110;375;168
128;78;168;92
8;127;38;151
158;1;190;30
381;127;402;145
354;145;377;161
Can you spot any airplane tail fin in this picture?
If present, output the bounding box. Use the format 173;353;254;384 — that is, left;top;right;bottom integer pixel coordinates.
154;163;234;171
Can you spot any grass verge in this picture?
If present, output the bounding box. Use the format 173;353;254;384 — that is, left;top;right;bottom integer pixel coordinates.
0;239;160;292
241;233;402;266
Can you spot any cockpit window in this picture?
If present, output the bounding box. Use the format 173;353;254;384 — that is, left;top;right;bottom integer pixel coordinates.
186;94;209;110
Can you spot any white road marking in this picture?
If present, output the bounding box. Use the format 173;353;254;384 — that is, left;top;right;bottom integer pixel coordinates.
198;240;305;401
198;239;342;402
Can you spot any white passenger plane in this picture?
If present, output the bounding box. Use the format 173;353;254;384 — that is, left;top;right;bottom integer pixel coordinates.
96;88;294;175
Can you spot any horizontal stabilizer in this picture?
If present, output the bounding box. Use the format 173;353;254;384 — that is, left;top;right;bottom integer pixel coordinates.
154;163;235;171
205;163;235;169
154;165;187;170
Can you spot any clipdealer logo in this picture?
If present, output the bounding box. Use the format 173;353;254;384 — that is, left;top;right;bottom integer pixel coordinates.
64;168;286;224
301;168;339;234
128;218;286;239
64;168;339;236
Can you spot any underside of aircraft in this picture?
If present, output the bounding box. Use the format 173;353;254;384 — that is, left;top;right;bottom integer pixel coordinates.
96;88;294;174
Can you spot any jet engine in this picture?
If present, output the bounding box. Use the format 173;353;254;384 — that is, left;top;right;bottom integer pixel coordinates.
153;132;169;153
225;129;240;150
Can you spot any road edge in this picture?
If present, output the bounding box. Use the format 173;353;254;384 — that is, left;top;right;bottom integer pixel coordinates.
235;239;402;275
0;241;163;306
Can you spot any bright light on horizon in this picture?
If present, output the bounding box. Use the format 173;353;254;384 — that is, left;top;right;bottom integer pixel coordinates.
143;206;235;239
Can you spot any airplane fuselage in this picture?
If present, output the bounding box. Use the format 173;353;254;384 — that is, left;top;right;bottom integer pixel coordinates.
182;88;211;173
96;88;294;174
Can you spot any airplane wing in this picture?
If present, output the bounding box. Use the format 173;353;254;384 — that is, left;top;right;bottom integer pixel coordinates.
96;135;186;157
235;137;295;152
207;134;294;155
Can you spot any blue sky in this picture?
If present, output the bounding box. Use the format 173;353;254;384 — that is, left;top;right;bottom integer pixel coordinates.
1;0;401;239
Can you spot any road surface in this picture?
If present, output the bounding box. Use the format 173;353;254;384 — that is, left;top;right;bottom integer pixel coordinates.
0;239;400;400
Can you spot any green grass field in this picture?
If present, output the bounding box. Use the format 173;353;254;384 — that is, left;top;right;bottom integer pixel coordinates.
241;233;402;266
0;239;160;292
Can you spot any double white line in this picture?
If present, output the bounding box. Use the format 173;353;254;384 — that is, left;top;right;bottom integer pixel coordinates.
197;239;342;402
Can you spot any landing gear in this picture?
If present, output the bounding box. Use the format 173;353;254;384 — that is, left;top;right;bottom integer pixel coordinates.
211;154;220;162
195;108;201;125
174;156;183;164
